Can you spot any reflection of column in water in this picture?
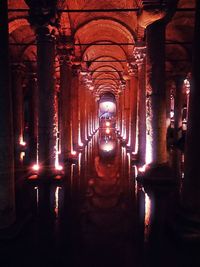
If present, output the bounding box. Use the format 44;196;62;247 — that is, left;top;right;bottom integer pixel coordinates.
70;163;75;197
54;186;61;218
20;151;25;164
34;186;39;211
133;165;138;201
78;153;82;176
144;190;152;242
127;152;131;190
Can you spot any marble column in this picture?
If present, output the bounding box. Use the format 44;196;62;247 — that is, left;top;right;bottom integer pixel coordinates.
59;56;72;159
138;61;146;164
0;0;15;228
146;21;167;166
11;64;25;148
129;73;138;152
71;65;80;151
36;27;57;173
180;1;200;239
174;78;184;144
28;73;38;166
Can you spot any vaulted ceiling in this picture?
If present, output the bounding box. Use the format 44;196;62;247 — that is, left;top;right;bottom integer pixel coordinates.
8;0;195;95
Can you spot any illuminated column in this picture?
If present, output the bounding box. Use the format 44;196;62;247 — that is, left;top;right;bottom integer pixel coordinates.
11;64;25;148
37;27;57;172
121;91;125;138
71;65;80;151
85;90;90;139
146;21;167;166
28;73;38;166
174;79;184;144
59;55;72;159
80;79;86;144
124;83;130;143
128;66;138;151
137;58;146;164
181;2;200;239
0;0;15;228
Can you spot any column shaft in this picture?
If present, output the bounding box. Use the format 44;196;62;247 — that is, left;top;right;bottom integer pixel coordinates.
37;28;56;171
138;63;146;164
182;1;200;211
60;59;72;159
0;0;15;228
146;21;167;165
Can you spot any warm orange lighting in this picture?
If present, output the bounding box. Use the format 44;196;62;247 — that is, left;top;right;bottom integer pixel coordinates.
71;150;77;155
32;164;40;171
144;192;152;241
105;128;110;134
105;121;110;127
55;164;63;171
138;165;146;173
20;151;25;161
19;137;26;146
54;186;61;218
100;141;115;152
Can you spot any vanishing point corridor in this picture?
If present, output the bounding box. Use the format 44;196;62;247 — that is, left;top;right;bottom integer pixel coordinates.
1;0;200;266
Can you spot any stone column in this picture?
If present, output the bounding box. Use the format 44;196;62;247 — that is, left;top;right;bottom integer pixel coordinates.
145;21;167;166
124;84;130;144
11;64;25;148
0;0;15;228
79;79;86;144
71;65;80;151
59;56;72;159
174;78;184;144
37;27;57;173
128;71;138;152
137;55;146;164
28;73;38;165
180;1;200;239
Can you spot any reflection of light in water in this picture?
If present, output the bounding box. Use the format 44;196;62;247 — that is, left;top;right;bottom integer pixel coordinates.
144;191;152;242
78;153;82;175
70;164;75;191
54;186;61;218
20;151;25;162
133;165;138;198
19;136;26;146
181;153;185;179
34;186;39;208
105;128;110;134
127;152;131;177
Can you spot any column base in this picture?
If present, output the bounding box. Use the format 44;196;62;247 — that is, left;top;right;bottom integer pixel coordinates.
136;163;176;185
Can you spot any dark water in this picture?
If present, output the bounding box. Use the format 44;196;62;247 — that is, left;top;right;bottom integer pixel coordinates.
0;129;199;267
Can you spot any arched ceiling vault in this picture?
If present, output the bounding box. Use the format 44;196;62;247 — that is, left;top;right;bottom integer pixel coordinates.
8;0;196;95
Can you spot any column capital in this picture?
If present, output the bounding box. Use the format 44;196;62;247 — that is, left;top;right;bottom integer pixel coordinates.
25;0;59;28
138;2;166;29
127;62;138;77
133;43;146;65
